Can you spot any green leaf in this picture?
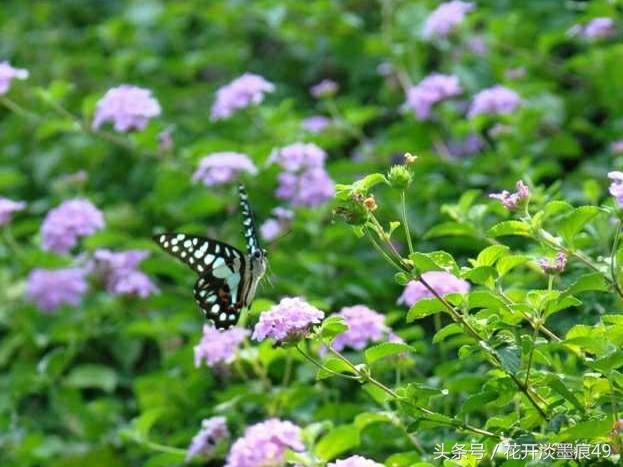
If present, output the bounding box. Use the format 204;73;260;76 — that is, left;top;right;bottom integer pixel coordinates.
494;346;520;373
352;173;387;193
475;244;509;267
555;418;612;442
64;364;118;393
563;272;609;297
546;375;585;413
409;251;459;275
425;222;477;239
315;424;360;461
432;323;463;344
488;220;531;237
317;316;348;341
353;412;395;430
394;272;410;286
558;206;602;246
364;342;415;364
406;298;446;321
462;266;497;286
496;255;530;276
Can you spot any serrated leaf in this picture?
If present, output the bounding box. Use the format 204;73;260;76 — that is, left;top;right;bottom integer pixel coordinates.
488;220;531;237
432;323;463;344
316;357;357;380
494;346;520;373
475;244;509;267
406;298;446;321
554;418;611;442
353;412;395;430
364;342;415;364
409;251;459;275
462;266;497;285
496;255;530;276
563;272;609;297
558;206;602;246
352;173;387;193
317;316;348;341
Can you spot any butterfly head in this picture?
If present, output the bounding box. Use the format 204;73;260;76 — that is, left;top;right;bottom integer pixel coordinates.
251;248;268;275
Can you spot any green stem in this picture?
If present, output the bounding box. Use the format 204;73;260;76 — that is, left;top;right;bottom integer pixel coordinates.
325;345;500;439
610;220;623;299
400;191;415;256
296;344;360;380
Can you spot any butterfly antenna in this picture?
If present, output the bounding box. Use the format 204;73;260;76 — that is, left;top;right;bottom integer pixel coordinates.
265;227;293;253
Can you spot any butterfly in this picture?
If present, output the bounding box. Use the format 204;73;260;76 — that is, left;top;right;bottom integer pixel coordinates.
153;185;267;329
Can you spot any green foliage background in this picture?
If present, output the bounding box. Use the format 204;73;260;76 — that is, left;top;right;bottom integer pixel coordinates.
2;0;623;466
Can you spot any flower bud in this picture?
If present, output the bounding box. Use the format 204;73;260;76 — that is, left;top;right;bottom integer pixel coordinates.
387;165;412;190
363;196;377;211
404;153;418;165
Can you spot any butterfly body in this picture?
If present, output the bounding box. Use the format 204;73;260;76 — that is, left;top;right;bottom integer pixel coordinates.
154;185;266;329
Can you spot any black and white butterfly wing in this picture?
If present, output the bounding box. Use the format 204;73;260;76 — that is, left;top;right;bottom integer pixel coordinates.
154;233;246;328
154;233;244;275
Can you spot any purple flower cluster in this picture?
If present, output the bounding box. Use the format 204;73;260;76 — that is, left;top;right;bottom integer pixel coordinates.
92;85;161;132
468;85;521;118
260;207;294;242
310;79;338;98
252;296;324;342
225;419;304;467
489;180;530;210
270;143;335;207
92;249;158;298
0;197;26;226
538;252;567;274
211;73;275;121
186;416;229;462
41;199;105;254
0;61;28;95
608;171;623;208
332;305;388;351
26;268;88;312
572;17;617;40
329;456;384;467
397;271;470;307
423;1;474;39
192;152;258;187
611;140;623;155
446;134;484;157
404;73;462;120
302;115;332;133
194;325;249;368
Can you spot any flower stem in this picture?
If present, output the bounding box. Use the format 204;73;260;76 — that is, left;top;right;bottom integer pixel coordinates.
400;191;415;256
295;344;359;380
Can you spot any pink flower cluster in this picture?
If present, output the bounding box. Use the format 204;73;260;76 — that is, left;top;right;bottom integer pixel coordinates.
0;197;26;226
538;252;567;274
489;180;530;210
397;271;470;307
270;142;335;207
252;296;324;342
194;325;249;368
404;73;462;120
608;171;623;208
329;456;384;467
0;61;28;95
92;85;161;132
192;152;258;187
41;199;105;254
332;305;388;351
92;249;158;298
310;79;338;98
211;73;275;120
186;416;229;462
225;419;304;467
468;85;521;118
26;268;88;312
423;1;474;39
